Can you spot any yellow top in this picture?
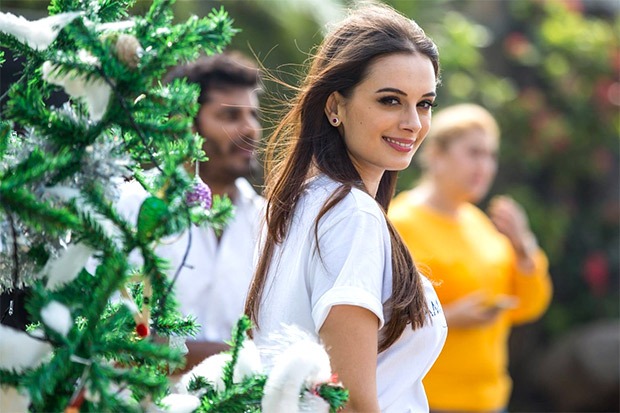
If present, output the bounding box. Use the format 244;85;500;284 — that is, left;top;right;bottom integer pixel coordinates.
389;191;552;411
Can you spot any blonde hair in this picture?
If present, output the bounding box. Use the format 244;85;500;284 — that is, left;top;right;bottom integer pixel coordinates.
419;103;500;169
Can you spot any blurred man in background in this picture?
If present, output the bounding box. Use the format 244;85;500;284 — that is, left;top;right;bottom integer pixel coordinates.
118;51;264;369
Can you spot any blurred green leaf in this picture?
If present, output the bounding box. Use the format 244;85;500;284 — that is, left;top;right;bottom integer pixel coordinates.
137;196;170;242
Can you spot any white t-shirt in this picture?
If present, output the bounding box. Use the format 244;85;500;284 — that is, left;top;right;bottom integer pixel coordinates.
117;177;265;342
254;175;447;412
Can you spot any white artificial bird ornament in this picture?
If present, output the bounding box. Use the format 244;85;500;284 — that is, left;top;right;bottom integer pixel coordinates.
261;340;332;413
178;338;263;395
40;301;73;337
41;243;94;290
0;325;53;373
41;51;112;122
0;11;82;50
146;394;201;413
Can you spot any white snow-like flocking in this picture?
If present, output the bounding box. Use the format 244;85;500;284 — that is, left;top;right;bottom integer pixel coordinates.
0;11;82;50
155;325;336;413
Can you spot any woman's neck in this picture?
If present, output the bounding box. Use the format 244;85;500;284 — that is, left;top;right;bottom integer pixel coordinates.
359;174;381;199
413;181;462;218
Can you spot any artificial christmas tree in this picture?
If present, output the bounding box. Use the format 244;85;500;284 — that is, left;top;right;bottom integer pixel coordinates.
0;0;347;411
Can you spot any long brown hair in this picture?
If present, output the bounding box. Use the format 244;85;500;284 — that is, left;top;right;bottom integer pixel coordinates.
245;4;440;353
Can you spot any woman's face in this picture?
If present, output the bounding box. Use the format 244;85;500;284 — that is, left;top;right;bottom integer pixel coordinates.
433;128;499;203
328;52;436;195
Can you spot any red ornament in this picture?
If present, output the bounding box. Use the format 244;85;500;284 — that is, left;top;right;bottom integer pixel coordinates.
136;323;149;337
64;387;85;413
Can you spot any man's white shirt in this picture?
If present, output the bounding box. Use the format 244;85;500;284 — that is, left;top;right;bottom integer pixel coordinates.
116;177;264;342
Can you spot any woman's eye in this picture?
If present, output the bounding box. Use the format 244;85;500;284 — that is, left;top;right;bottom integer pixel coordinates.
418;100;438;110
379;96;400;106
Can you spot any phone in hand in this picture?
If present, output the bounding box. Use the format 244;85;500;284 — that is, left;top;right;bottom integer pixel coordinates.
486;294;519;310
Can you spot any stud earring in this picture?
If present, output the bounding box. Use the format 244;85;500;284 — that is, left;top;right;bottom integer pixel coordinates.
331;117;340;127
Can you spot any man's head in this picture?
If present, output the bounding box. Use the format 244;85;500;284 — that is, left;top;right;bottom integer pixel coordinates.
165;52;261;185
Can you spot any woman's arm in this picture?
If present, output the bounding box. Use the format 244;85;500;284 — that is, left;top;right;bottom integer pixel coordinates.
319;305;381;413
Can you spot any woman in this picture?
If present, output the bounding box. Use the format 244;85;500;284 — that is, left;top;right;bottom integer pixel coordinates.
244;4;447;412
389;103;552;412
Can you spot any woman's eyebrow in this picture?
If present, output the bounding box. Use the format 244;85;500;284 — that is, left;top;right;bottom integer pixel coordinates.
375;88;437;98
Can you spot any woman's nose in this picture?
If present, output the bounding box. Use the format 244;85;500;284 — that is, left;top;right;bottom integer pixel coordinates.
400;108;422;133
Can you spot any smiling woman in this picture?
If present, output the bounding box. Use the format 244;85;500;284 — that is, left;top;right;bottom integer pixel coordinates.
325;52;437;195
245;3;447;412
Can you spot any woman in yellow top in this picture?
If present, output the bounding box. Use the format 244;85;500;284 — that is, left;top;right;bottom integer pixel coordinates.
389;103;552;412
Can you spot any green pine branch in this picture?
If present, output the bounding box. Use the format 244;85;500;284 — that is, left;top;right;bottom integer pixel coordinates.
318;383;350;413
93;0;135;22
222;316;252;389
199;375;267;413
0;188;81;234
142;0;175;30
0;147;73;190
0;32;44;60
0;0;263;410
4;73;52;132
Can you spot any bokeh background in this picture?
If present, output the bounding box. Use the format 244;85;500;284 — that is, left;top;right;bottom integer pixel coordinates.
1;0;618;411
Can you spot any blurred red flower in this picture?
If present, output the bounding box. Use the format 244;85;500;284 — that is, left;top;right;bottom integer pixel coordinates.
582;251;610;296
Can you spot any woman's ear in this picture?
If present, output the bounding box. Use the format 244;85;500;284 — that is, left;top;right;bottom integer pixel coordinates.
324;92;343;126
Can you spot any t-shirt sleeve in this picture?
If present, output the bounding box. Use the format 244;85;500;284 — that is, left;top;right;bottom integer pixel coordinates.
309;208;387;333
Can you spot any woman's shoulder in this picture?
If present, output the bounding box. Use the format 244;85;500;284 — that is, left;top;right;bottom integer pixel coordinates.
348;186;385;215
309;175;383;214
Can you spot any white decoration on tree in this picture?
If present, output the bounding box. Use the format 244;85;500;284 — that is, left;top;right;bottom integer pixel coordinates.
147;394;201;413
41;50;112;121
0;385;31;413
233;339;263;383
0;11;82;50
84;385;101;403
43;185;81;203
0;325;53;372
44;185;122;247
179;353;230;394
177;338;263;395
261;340;332;413
168;335;189;357
40;300;73;337
42;243;94;290
299;393;331;412
119;295;139;314
172;327;338;412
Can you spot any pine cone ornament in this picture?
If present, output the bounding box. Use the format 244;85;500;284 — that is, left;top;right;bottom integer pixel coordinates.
185;177;212;210
115;34;142;69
